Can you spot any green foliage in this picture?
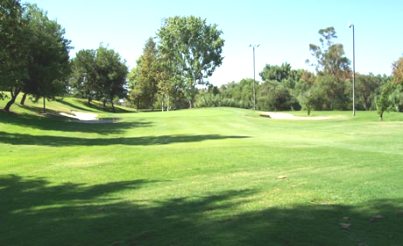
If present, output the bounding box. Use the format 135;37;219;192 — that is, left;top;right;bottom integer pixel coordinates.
308;27;350;80
0;2;70;112
257;81;296;111
128;38;159;109
157;16;224;108
69;49;98;100
393;56;403;83
0;0;27;90
21;4;71;102
355;74;388;110
70;46;128;110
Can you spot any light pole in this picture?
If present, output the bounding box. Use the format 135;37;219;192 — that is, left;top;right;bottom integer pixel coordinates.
349;24;356;116
250;44;260;110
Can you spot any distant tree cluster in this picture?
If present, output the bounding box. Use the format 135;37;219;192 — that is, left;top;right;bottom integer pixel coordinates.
196;27;403;120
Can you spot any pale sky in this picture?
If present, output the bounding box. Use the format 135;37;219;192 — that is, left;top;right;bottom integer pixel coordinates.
25;0;403;85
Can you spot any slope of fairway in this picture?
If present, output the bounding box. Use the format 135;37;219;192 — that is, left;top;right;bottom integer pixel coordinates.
1;103;403;245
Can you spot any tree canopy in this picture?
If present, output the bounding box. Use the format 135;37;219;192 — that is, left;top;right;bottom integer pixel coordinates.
157;16;224;108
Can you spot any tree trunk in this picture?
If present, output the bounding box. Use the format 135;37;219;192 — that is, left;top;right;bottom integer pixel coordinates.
189;100;193;109
42;97;46;113
20;93;27;105
4;88;21;112
87;97;92;105
111;101;115;112
167;95;170;111
103;100;106;108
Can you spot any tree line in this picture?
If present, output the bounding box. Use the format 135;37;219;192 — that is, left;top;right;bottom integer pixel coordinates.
1;1;402;119
196;28;403;119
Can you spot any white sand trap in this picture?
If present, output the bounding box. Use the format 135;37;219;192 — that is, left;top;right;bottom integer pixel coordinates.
60;111;98;121
260;112;339;121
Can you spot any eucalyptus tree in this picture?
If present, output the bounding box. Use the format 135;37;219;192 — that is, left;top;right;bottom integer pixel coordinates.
307;27;350;80
157;16;224;108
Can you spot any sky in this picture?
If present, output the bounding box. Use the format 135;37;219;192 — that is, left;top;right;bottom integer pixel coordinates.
25;0;403;86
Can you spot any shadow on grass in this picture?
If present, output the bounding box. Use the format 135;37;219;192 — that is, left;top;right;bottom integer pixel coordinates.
1;175;402;245
55;99;134;113
0;132;249;146
0;110;151;135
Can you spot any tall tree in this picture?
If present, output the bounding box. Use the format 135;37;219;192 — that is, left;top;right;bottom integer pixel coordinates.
1;2;70;112
128;38;159;109
0;0;29;111
392;56;403;84
355;74;385;110
260;63;293;82
20;4;71;111
70;47;128;110
95;46;128;111
70;49;98;103
307;27;350;80
157;16;224;108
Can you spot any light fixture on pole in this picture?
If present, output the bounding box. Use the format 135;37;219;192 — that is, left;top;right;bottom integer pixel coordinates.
249;44;260;110
349;24;356;116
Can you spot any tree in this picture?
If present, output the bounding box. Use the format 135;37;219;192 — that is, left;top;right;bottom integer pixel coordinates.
376;82;395;120
257;81;294;111
20;4;71;112
354;74;386;110
260;63;293;82
157;16;225;108
307;27;350;80
70;46;128;111
128;38;159;109
69;49;98;103
392;56;403;84
1;2;70;112
95;46;128;111
0;0;29;111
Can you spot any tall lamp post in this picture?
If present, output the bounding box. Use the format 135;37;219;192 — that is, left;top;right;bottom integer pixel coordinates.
349;24;356;116
249;44;260;110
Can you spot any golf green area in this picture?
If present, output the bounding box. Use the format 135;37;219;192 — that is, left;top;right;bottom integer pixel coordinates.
1;98;403;245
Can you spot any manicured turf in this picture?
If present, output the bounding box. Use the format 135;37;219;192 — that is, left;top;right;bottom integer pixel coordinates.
1;98;403;245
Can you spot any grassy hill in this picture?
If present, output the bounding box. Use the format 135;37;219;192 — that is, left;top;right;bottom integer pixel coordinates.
1;97;403;245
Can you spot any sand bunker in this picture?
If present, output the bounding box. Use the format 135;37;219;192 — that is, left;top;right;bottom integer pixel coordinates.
60;111;98;121
260;112;336;121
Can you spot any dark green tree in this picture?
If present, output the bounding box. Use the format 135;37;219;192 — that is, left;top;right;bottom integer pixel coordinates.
70;47;128;111
20;4;71;112
0;0;29;111
95;46;128;111
69;49;98;103
257;81;295;111
354;74;386;110
128;38;159;109
157;16;225;108
1;2;70;112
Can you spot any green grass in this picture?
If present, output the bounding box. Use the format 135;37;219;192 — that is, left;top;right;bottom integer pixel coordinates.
1;98;403;245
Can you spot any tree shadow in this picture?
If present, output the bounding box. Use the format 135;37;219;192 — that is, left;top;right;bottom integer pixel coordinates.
55;99;134;113
0;131;249;146
0;110;151;135
1;175;402;245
